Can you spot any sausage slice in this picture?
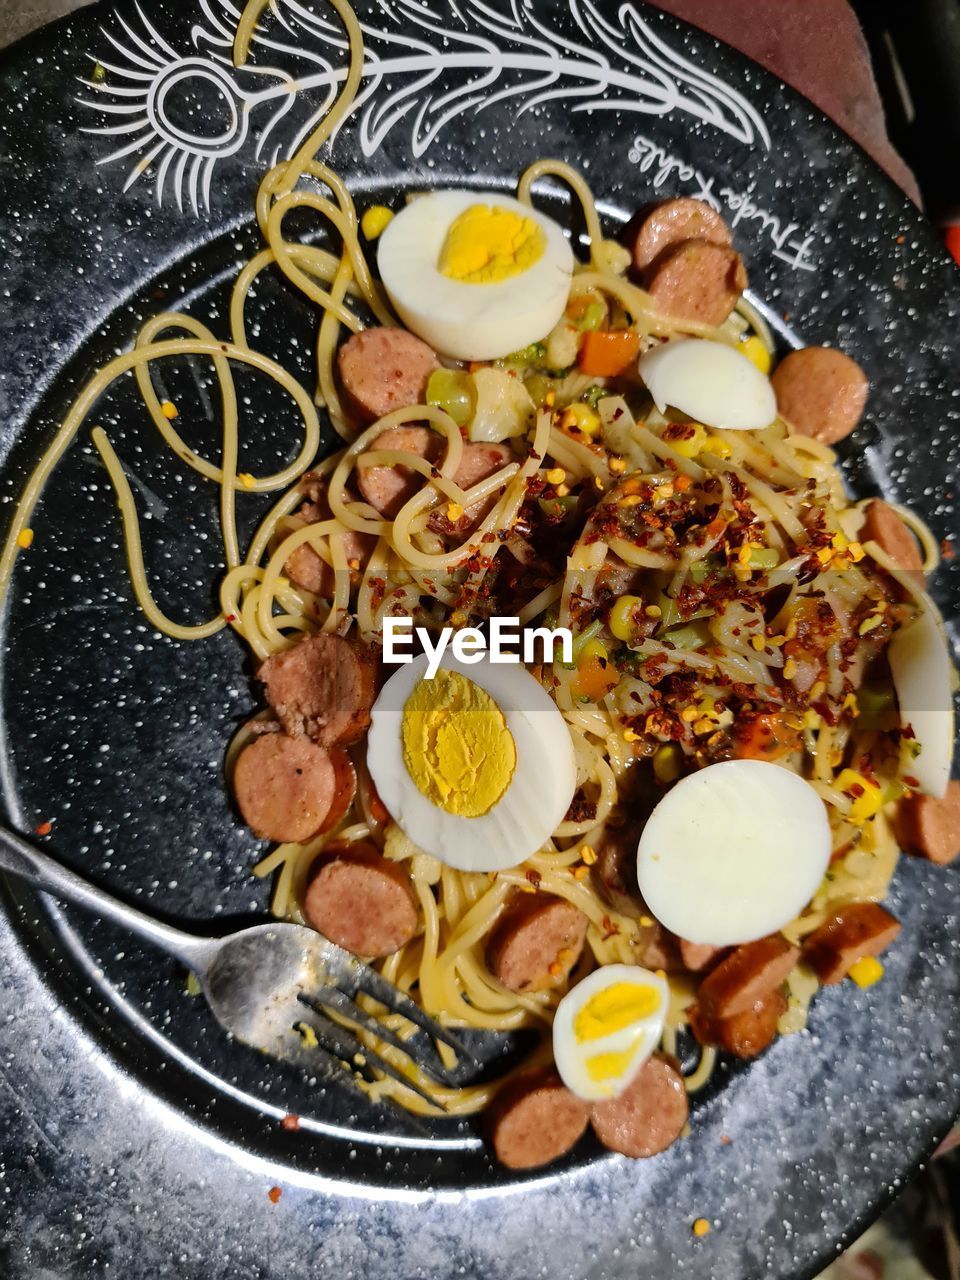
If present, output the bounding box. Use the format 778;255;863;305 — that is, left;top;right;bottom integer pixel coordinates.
629;197;733;272
258;634;375;745
801;903;901;985
590;1054;688;1158
892;781;960;866
697;934;799;1019
487;1069;590;1170
859;499;923;573
337;327;439;424
679;939;725;973
284;483;374;597
771;347;868;444
486;892;588;993
234;733;337;844
645;240;747;326
688;988;786;1059
303;842;419;957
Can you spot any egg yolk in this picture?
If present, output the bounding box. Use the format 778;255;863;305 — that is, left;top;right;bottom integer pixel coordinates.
573;981;660;1043
438;204;546;285
585;1046;637;1085
401;669;516;818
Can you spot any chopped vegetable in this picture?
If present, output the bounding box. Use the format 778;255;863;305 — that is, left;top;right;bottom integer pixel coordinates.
426;368;475;428
559;403;601;437
733;712;801;761
582;384;606;409
360;205;394;240
468;367;535;442
578;330;641;377
504;340;546;365
847;956;884;988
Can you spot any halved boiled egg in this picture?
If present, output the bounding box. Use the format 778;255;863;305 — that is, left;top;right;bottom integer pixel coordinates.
638;337;777;430
888;595;955;798
377;191;574;361
552;964;668;1102
636;760;831;946
366;652;576;871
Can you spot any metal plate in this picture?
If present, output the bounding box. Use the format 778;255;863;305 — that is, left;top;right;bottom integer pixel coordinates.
0;1;957;1276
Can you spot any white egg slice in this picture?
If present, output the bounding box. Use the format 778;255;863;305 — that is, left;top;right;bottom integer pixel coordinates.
366;652;576;872
552;965;668;1102
636;760;831;946
888;596;955;798
638;337;777;430
377;190;574;361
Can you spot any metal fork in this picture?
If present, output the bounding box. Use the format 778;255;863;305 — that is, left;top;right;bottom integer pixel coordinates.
0;823;472;1108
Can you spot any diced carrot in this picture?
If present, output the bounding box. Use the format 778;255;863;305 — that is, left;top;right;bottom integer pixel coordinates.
578;330;640;377
572;654;620;702
732;712;800;761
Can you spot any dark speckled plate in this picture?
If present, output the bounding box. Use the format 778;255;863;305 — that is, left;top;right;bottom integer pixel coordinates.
0;1;957;1277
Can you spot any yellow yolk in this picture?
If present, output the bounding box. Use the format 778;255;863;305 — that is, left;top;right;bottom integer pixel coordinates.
572;981;661;1043
439;204;546;285
401;669;516;817
585;1046;638;1084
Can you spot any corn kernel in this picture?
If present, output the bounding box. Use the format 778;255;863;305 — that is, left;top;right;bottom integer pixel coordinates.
804;709;821;730
548;960;563;977
859;614;883;636
692;1218;712;1239
848;541;865;562
653;482;674;501
609;595;641;641
644;604;662;619
17;528;33;549
703;435;732;459
446;502;465;521
556;483;570;497
580;845;598;865
620;494;643;508
737;543;753;567
237;472;257;490
831;531;849;552
622;728;640;742
450;610;468;627
560;403;601;436
750;634;766;651
639;915;654;927
836;767;884;823
848;956;884;988
609;455;627;474
579;638;608;666
681;705;699;723
572;864;591;880
544;390;556;408
545;467;566;485
783;657;798;681
816;546;834;566
653;744;683;784
740;334;771;374
160;400;178;420
671;422;708;459
360;205;394;240
809;680;826;700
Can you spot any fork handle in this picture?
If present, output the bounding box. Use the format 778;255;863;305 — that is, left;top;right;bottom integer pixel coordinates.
0;822;212;970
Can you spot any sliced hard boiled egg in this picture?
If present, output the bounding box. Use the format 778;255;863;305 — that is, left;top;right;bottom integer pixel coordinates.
888;596;955;798
638;337;777;430
552;964;668;1102
377;191;574;361
366;652;576;872
636;760;831;946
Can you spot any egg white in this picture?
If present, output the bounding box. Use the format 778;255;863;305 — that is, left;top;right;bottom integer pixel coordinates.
552;964;668;1102
888;594;955;798
377;190;574;361
638;337;777;431
365;652;577;872
636;760;831;946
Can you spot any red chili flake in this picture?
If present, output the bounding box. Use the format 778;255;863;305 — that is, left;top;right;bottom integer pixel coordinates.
901;725;916;740
941;538;955;561
896;234;906;245
848;783;865;799
903;775;920;789
35;820;52;837
268;1186;282;1204
280;1114;300;1131
601;915;620;940
224;614;237;624
720;1134;731;1145
525;869;542;889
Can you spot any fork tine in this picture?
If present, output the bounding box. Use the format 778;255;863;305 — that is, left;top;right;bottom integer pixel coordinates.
304;986;454;1085
296;994;444;1110
349;964;474;1062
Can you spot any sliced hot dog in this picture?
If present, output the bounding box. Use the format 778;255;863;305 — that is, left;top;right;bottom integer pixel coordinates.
801;903;901;985
357;426;511;525
284;482;374;597
303;842;419;957
487;1068;590;1170
234;733;338;844
688;988;786;1059
644;240;747;326
486;892;588;993
697;934;799;1019
679;939;725;973
629;197;733;272
337;327;439;424
258;633;375;745
771;346;868;444
589;1054;688;1158
892;781;960;866
859;499;923;573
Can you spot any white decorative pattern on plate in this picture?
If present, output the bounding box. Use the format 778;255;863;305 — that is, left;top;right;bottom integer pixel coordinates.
78;0;770;214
